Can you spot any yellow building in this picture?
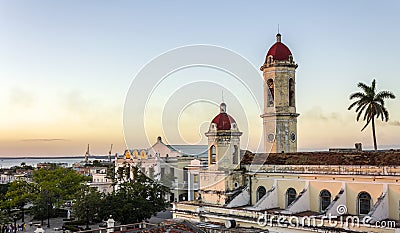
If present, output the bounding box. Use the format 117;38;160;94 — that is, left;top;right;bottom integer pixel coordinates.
173;34;400;232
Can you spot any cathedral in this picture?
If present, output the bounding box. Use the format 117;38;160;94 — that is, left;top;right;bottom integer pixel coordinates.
172;34;400;233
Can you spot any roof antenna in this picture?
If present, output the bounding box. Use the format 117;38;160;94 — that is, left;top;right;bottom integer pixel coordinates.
276;24;282;42
220;90;226;113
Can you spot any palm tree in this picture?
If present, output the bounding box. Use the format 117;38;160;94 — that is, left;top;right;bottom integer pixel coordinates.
348;79;395;151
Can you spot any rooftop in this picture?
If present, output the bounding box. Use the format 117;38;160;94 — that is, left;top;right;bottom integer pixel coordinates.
241;150;400;166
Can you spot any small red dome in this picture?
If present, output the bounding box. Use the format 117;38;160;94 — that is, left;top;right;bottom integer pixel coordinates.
211;113;236;130
266;42;292;61
266;34;292;61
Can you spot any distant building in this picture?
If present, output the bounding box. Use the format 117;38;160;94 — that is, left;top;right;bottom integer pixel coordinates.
115;136;207;202
0;167;33;184
88;167;113;194
0;173;18;184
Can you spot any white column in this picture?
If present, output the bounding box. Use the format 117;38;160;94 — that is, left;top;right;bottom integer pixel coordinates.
187;171;191;201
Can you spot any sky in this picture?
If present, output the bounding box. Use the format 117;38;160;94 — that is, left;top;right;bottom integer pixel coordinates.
0;1;399;157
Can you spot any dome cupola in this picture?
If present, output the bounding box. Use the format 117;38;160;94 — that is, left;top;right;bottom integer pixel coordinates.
210;103;236;131
266;33;292;61
261;33;297;70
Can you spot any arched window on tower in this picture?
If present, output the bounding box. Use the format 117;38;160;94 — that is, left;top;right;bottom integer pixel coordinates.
267;56;273;64
286;188;297;208
289;78;295;107
357;192;372;215
267;79;274;107
288;55;293;63
210;145;216;164
256;186;266;202
319;189;332;212
233;145;238;164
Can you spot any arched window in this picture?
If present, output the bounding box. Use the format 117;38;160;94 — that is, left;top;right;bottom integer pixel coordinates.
288;55;293;63
267;79;274;107
210;145;216;164
256;186;266;202
267;56;273;64
319;189;332;212
358;192;372;215
141;150;146;159
289;78;295;107
233;145;238;164
286;188;297;208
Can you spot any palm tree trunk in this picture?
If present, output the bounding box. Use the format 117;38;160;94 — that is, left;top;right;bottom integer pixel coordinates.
372;117;377;151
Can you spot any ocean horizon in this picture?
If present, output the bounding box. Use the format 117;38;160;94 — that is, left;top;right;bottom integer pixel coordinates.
0;155;111;168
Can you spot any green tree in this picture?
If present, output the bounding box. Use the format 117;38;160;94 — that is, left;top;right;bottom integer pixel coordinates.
72;185;103;229
31;189;54;227
34;167;89;202
0;183;8;201
0;183;11;224
348;79;396;150
3;180;36;222
31;166;89;226
100;166;169;224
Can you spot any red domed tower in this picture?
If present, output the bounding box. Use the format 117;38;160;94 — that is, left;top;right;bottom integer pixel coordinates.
261;34;299;153
205;103;242;170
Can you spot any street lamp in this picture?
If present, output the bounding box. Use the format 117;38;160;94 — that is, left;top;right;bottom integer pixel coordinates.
12;214;18;233
85;205;90;230
83;189;90;230
47;202;50;228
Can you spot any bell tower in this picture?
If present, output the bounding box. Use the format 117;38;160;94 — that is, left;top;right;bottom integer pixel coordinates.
205;103;242;170
199;102;244;206
261;33;299;153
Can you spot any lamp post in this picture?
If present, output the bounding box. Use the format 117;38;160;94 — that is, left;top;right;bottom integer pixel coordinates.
40;205;44;227
47;202;50;228
85;206;89;230
12;215;18;233
84;189;90;230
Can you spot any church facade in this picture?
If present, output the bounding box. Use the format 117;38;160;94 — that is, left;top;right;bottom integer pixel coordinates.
172;34;400;233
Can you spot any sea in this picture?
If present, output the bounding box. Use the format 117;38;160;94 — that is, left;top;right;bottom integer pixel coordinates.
0;156;110;169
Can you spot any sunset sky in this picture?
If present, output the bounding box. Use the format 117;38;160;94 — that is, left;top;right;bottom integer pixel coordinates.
1;1;399;157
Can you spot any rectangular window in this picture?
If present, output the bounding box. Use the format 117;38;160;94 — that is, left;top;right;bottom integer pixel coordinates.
183;168;188;182
161;167;165;178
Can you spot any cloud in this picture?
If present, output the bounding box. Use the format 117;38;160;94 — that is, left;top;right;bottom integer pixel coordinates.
376;120;400;127
303;106;342;122
389;120;400;126
62;90;92;114
20;139;69;142
9;87;36;108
